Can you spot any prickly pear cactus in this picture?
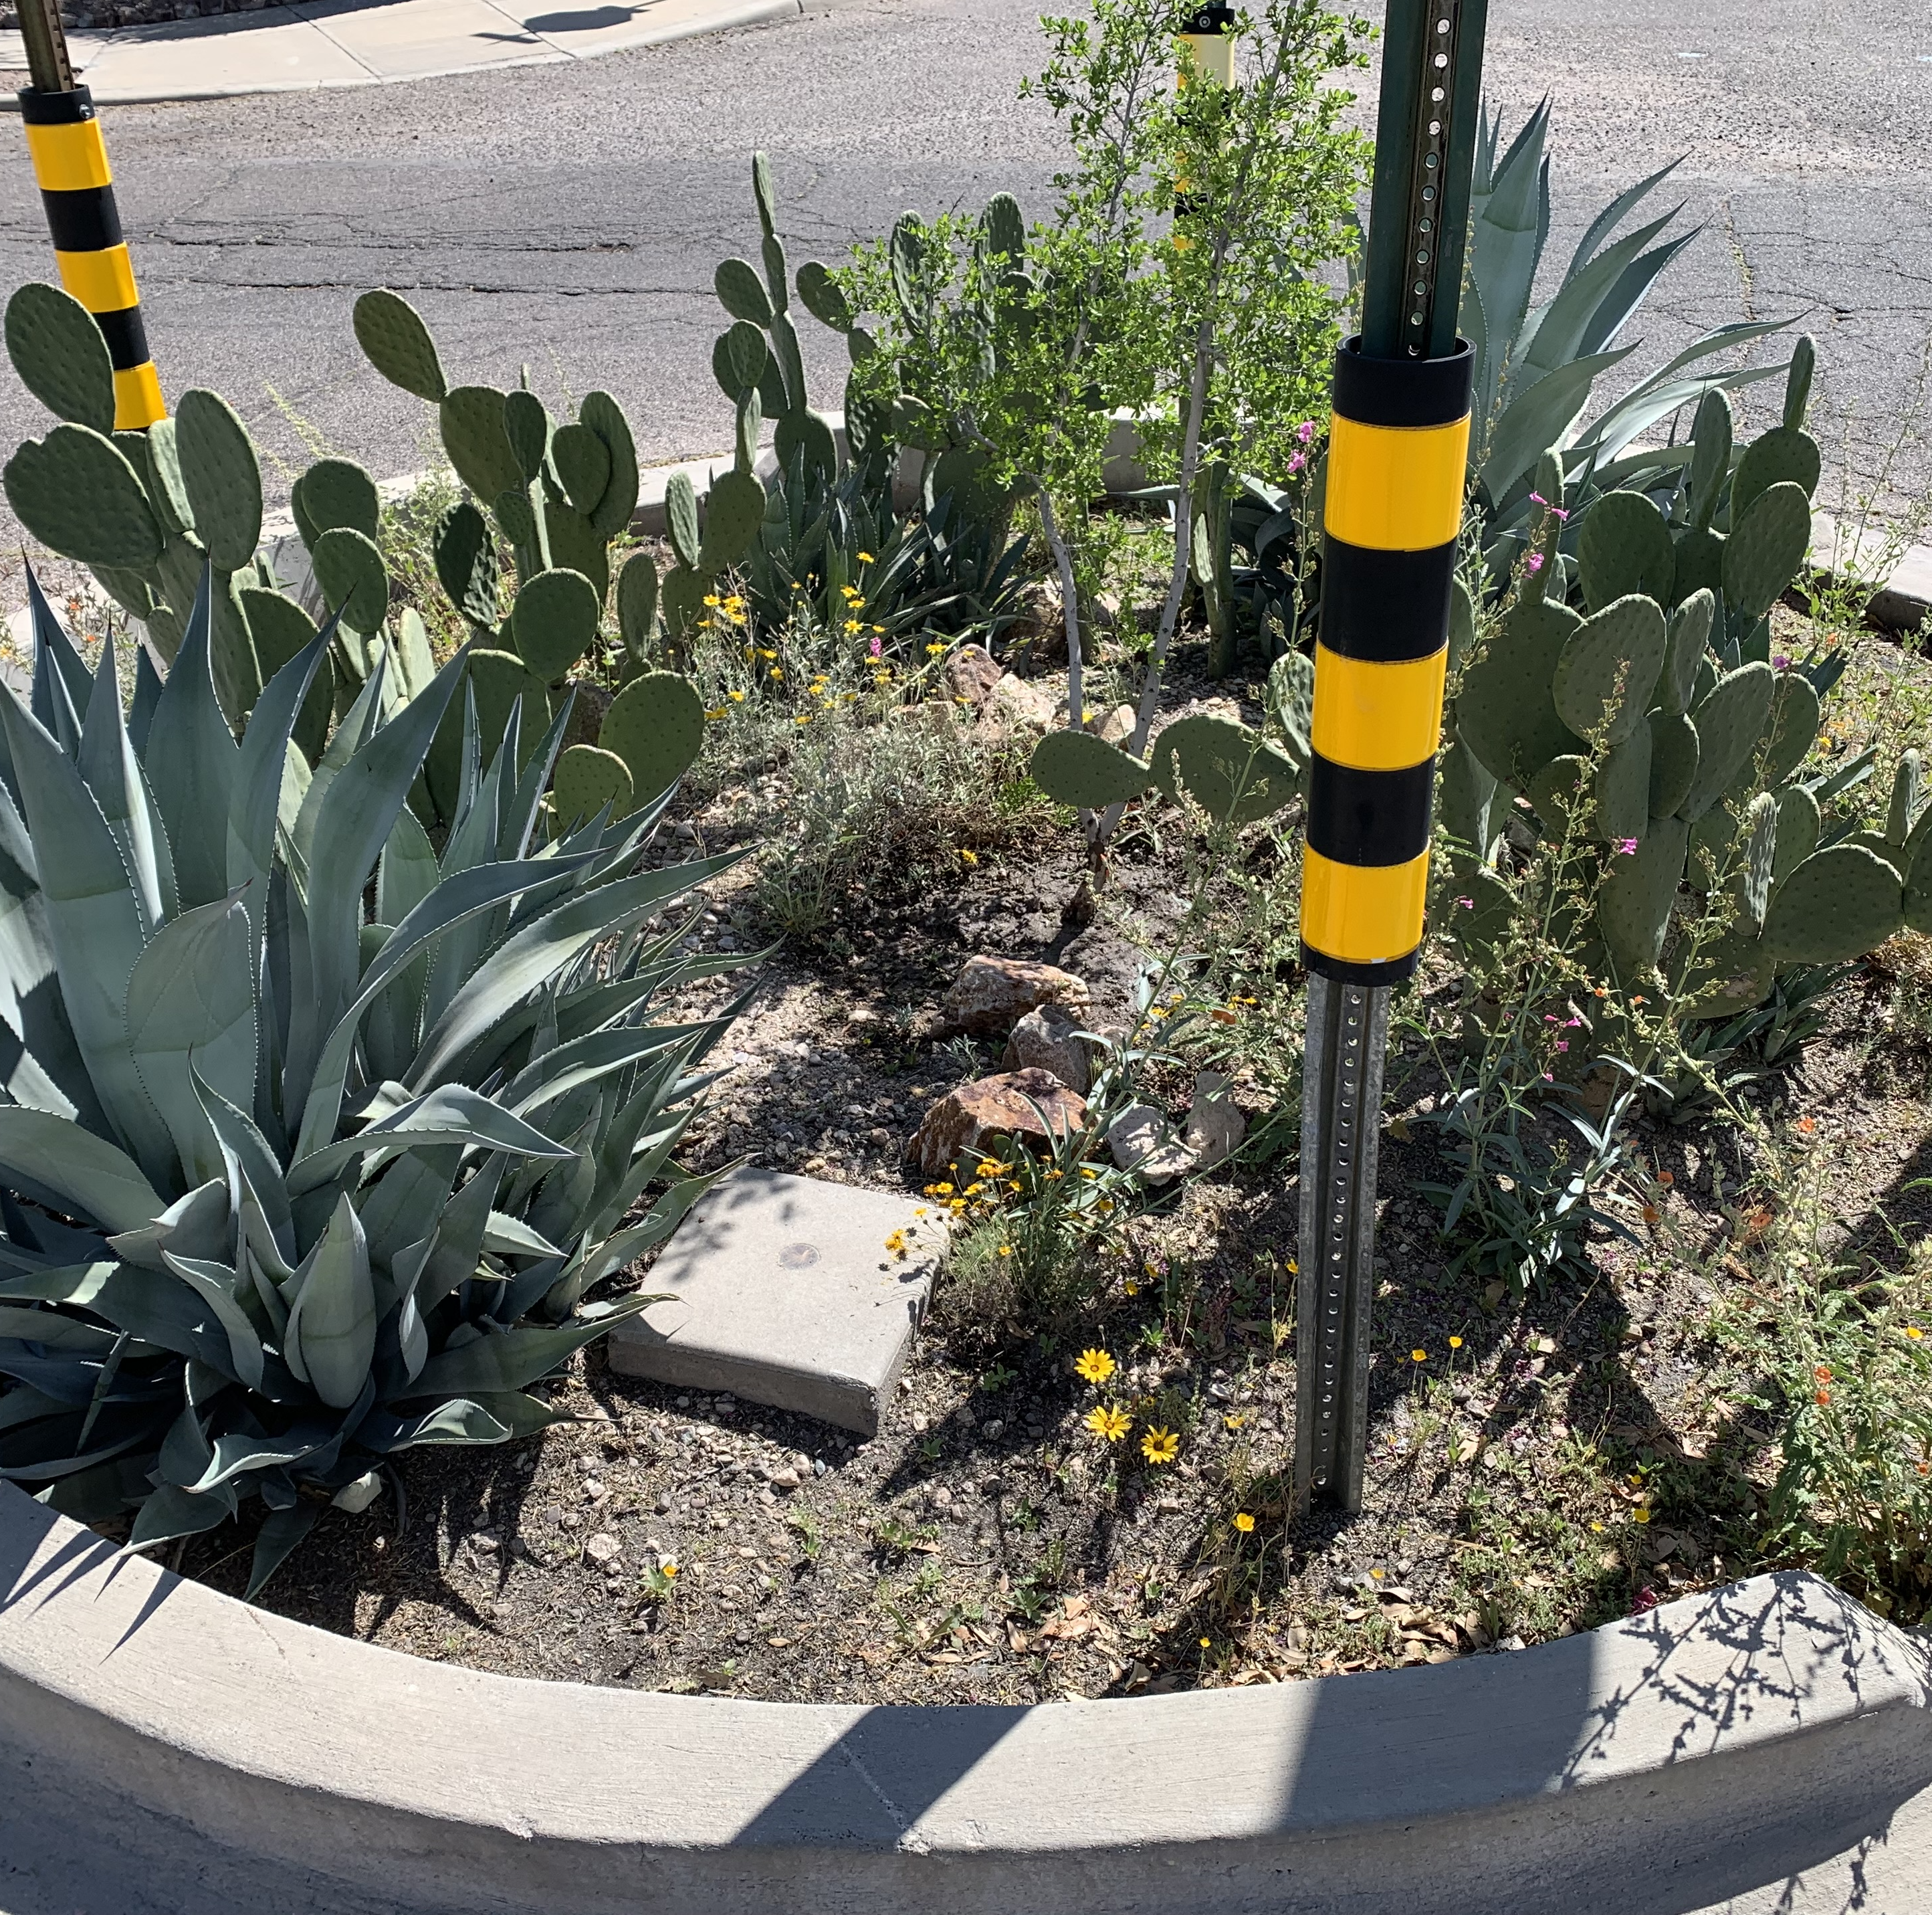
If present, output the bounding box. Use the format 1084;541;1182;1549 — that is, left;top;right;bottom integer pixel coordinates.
600;670;707;802
1028;713;1299;827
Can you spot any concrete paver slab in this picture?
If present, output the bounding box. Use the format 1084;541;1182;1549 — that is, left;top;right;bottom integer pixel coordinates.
68;8;377;100
294;0;560;78
607;1167;944;1435
510;0;796;59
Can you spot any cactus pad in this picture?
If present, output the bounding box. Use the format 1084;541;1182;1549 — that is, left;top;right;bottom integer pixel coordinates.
173;389;262;572
1647;710;1700;819
715;260;772;326
578;391;638;539
540;499;608;601
1030;728;1153;810
503;389;549;484
510;566;602;684
1597;813;1688;977
1436;735;1496;860
1740;791;1778;928
1763;670;1821;787
311;526;390;633
138;417;193;538
5;424;163;568
665;472;701;572
292;458;380;548
617;551;659;664
1722;481;1810;623
1658;589;1713;718
1150;714;1299;825
467;648;550;771
1552;593;1667;746
752;152;778;238
1887;748;1923;847
493;486;539;556
239;585;330;754
1526;754;1588;838
1265;649;1313;769
1687;387;1733;532
796;261;853;332
1672;525;1725;604
700;470;766;572
1578;491;1674;613
660;565;706;640
599;670;706;799
1679;662;1775;819
1455;597;1583;785
714;322;768;401
353;290;447;402
1762;844;1904;964
433;500;500;629
552;744;635;829
549;425;608;519
1595;728;1652;844
1771;783;1821;890
1731;427;1822;523
775;406;838;485
440;387;523;506
5;283;115;433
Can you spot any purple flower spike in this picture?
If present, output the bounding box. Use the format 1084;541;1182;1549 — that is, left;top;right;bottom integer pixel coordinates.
1529;492;1547;508
1456;895;1475;909
1774;653;1792;671
1526;552;1545;575
1616;837;1639;855
1297;419;1317;445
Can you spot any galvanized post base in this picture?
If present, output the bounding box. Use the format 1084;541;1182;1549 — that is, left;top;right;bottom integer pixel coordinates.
1294;975;1390;1513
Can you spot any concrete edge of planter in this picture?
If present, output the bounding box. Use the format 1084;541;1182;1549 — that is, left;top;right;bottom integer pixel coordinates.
4;1478;1932;1915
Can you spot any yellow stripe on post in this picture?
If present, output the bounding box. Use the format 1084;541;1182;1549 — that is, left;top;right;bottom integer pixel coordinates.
1310;642;1446;772
112;363;165;431
1176;30;1234;85
53;243;137;313
1300;844;1431;966
23;118;112;192
1323;413;1470;552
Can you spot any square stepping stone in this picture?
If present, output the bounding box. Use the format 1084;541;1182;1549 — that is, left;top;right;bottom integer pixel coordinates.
606;1167;944;1435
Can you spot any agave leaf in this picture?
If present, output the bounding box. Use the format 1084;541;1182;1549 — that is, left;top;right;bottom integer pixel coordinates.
0;1304;125;1352
104;1175;228;1272
229;627;328;918
124;892;257;1187
283;1192;375;1407
0;835;104;1130
356;1146;458;1275
1575;229;1699;359
24;567;93;732
0;1257;245;1379
500;693;574;862
192;1057;294;1266
287;1082;576;1197
1516;207;1686;384
156;1249;265;1390
187;1423;336;1496
1576;363;1790;470
481;1212;563;1257
1576;322;1795;458
126;1480;237;1550
1565;153;1685;279
0;694;176;1183
0;1110;166;1233
507;1020;710;1118
129;643;163;757
411;855;740;1090
288;654;388;890
405;1291;653;1398
245;1500;320;1598
358;1390;564;1451
76;629;175;933
415;1152;505;1312
1478;344;1639;503
144;567;240;911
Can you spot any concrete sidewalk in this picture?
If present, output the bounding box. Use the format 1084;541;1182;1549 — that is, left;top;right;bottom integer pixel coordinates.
0;0;802;104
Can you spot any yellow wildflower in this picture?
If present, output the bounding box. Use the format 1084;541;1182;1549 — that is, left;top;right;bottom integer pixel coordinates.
728;689;746;704
1086;1405;1131;1443
704;593;722;608
926;642;946;655
1141;1427;1178;1466
960;848;978;867
857;550;875;563
1074;1348;1116;1385
1233;1512;1255;1534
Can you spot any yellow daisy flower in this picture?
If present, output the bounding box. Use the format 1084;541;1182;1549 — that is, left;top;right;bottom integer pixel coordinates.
1074;1348;1115;1385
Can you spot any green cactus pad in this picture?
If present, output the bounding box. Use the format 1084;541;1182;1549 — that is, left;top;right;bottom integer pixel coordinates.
775;407;838;486
1658;590;1714;718
700;470;766;573
1887;748;1923;847
239;585;331;755
752;151;778;238
492;486;538;557
466;649;550;771
1436;735;1496;860
1681;920;1776;1020
1731;427;1822;522
713;322;769;402
291;457;380;549
552;744;635;829
734;391;763;477
795;262;853;332
1447;573;1476;674
1453;597;1583;786
1740;791;1778;928
617;551;659;664
1597;813;1689;977
5;283;115;433
665;472;701;572
1761;843;1904;964
1771;783;1821;890
762;234;789;313
510;566;602;684
578;391;638;538
1722;481;1811;623
5;423;163;569
1905;812;1932;932
982;192;1025;260
1526;754;1588;837
1671;526;1725;604
1150;714;1300;825
1578;491;1675;613
1030;728;1153;810
540;498;609;602
311;526;390;633
1687;387;1733;532
715;259;772;326
1679;662;1775;819
441;386;523;506
1784;334;1817;429
599;670;706;799
503;389;549;484
353;290;447;402
1688;802;1739;890
137;417;193;538
1763;670;1821;787
1595;728;1652;845
173;389;262;572
1647;710;1700;818
1446;864;1515;959
433;500;500;629
660;565;706;640
1551;594;1668;746
1265;649;1314;769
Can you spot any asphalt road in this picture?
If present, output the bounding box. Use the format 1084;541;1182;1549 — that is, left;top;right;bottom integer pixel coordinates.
0;0;1927;519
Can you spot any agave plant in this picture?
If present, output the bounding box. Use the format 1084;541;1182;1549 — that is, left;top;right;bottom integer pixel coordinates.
0;570;744;1594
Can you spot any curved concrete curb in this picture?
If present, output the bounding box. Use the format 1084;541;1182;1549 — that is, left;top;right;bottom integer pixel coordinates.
3;1480;1931;1915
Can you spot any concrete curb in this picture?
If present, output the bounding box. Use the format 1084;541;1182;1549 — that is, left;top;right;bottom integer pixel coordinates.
4;1480;1931;1915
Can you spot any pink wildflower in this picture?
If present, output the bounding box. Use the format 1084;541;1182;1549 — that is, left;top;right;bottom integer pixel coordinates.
1555;1040;1569;1053
1616;837;1638;855
1296;419;1317;445
1456;895;1475;909
1773;653;1792;671
869;634;882;660
1288;452;1307;475
1525;552;1545;575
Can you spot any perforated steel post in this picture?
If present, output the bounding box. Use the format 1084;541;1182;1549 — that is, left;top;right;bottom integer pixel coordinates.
1294;0;1485;1513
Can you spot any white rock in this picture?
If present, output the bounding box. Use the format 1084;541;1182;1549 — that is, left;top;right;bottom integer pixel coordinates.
584;1533;622;1565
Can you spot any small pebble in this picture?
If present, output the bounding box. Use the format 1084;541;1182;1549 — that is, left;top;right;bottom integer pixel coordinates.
585;1533;622;1565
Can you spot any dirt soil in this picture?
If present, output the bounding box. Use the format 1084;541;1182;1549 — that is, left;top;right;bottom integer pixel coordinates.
173;623;1932;1703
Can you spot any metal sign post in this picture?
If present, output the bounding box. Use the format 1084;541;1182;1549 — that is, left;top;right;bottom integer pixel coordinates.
15;0;165;429
1294;0;1487;1512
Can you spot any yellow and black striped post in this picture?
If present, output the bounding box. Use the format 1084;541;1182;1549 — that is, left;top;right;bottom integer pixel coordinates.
1171;1;1232;240
1294;0;1485;1515
18;84;164;430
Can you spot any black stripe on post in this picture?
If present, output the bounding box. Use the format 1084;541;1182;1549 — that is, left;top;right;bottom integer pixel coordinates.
1303;947;1422;986
17;86;95;126
93;303;148;373
1306;756;1436;868
1320;538;1459;662
1332;335;1473;427
41;185;121;254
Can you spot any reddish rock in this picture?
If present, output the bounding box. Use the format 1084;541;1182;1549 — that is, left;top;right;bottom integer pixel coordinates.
1000;1003;1099;1094
909;1069;1089;1178
943;643;1004;708
939;955;1091;1037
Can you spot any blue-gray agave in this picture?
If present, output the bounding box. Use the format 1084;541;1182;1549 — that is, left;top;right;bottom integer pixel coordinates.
0;569;744;1595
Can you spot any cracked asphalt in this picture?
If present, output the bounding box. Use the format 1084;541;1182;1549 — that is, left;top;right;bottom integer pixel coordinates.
0;0;1927;518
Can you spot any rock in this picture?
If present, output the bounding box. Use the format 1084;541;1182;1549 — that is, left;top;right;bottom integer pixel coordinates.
1184;1069;1247;1171
765;1466;801;1492
909;1069;1089;1178
1105;1104;1194;1185
939;954;1091;1037
982;673;1059;741
944;643;1004;708
1002;581;1066;670
1000;1003;1099;1094
1089;702;1138;748
584;1532;622;1565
